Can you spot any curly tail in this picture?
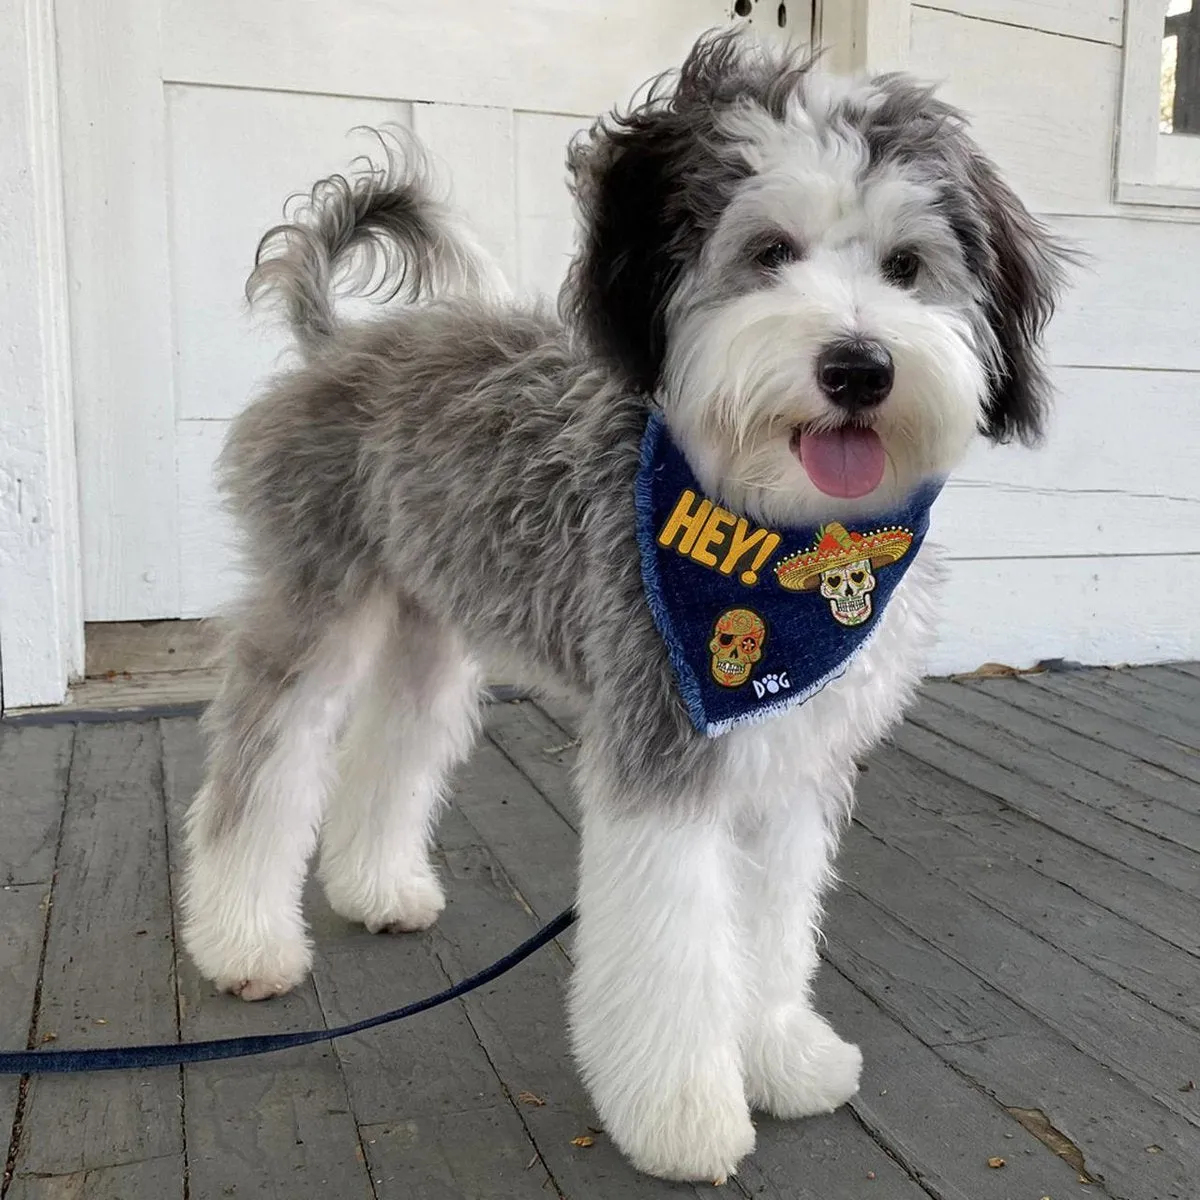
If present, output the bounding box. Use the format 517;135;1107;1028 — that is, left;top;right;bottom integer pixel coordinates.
247;127;510;356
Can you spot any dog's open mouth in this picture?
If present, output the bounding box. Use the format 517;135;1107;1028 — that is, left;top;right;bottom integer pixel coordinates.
791;425;886;499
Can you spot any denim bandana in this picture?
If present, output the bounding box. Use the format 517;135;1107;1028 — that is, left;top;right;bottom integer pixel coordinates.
635;413;944;737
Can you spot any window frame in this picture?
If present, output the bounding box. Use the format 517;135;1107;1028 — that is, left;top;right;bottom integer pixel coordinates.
1117;0;1200;207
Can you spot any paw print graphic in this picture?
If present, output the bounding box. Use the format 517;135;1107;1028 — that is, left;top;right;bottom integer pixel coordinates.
752;671;791;699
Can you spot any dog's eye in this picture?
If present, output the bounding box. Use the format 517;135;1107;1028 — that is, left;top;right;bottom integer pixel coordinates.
882;250;921;287
755;239;798;272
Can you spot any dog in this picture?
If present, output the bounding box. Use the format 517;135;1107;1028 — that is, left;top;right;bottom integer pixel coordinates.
181;29;1070;1183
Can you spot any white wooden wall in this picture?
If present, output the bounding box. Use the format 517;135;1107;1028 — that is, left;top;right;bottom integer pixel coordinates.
902;0;1199;672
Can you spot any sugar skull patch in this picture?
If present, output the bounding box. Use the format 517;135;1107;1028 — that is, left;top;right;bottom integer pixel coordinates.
709;609;766;687
775;521;913;627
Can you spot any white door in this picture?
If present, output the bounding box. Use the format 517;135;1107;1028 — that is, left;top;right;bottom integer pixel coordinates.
59;0;812;623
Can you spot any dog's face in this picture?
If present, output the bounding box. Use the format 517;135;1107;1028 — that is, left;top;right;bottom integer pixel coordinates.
565;32;1071;524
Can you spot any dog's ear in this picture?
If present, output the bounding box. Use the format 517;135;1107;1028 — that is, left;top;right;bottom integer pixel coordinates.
964;155;1075;445
562;31;762;394
562;113;695;395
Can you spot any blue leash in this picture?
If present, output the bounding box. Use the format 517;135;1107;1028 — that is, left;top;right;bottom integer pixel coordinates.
0;906;576;1075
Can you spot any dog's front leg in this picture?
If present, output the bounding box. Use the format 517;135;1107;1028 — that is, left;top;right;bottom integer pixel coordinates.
738;767;863;1119
569;792;754;1183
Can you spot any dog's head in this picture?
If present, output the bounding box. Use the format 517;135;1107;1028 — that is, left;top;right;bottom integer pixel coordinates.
563;30;1072;523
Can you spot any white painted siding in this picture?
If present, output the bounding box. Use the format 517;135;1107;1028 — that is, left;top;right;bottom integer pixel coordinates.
909;3;1200;671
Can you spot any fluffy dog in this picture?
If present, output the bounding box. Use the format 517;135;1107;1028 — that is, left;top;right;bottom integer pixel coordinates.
182;30;1069;1182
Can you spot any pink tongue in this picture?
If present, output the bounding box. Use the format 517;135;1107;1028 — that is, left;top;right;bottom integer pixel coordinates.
796;428;886;499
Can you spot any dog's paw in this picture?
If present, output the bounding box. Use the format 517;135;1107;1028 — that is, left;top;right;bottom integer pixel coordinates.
322;868;446;935
223;973;305;1003
600;1069;755;1184
189;935;313;1003
744;1005;862;1118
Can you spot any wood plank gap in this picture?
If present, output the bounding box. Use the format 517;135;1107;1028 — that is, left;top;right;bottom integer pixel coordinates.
153;722;189;1200
838;1090;942;1200
426;937;566;1200
0;728;76;1200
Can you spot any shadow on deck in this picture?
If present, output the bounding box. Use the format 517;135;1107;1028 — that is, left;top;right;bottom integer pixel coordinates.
2;664;1198;1200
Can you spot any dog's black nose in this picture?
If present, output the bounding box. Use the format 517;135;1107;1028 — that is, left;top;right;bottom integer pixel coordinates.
817;340;894;410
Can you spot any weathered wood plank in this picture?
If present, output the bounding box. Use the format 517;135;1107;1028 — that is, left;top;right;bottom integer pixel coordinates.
484;699;580;830
1168;662;1200;682
451;737;579;919
823;885;1200;1200
908;692;1200;851
817;967;1084;1200
893;721;1200;898
0;724;73;884
839;828;1200;1126
868;745;1200;956
972;675;1200;785
1093;668;1200;726
0;884;49;1155
5;1153;186;1200
12;723;183;1178
1028;673;1200;757
854;757;1200;1026
357;1109;559;1200
926;679;1197;814
159;717;376;1200
1133;665;1200;701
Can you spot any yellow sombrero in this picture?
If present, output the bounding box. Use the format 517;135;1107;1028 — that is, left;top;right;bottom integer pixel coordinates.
775;521;913;592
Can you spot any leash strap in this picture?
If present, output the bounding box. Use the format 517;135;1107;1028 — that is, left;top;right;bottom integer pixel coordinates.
0;906;576;1075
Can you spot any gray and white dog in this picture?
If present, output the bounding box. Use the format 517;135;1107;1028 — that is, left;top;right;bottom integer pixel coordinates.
182;30;1069;1183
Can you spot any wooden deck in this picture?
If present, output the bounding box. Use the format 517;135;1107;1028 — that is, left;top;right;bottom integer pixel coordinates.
2;664;1198;1200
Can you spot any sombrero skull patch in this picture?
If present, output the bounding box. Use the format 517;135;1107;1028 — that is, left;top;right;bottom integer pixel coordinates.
774;521;914;626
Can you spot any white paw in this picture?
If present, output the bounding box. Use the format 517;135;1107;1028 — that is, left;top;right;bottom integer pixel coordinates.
743;1006;863;1118
321;866;445;934
597;1068;756;1184
184;919;313;1003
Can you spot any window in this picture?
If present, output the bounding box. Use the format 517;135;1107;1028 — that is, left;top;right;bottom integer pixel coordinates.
1119;0;1200;205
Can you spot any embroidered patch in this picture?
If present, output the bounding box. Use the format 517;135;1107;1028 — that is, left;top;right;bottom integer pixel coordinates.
775;521;914;627
708;609;767;688
635;412;943;737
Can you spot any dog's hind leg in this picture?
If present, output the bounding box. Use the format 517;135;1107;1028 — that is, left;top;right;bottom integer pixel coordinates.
318;603;482;934
181;587;393;1001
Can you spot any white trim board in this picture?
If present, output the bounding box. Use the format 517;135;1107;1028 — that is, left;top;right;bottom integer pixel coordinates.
0;0;84;709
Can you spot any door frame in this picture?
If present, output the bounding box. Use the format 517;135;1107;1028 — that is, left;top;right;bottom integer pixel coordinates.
0;0;83;711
